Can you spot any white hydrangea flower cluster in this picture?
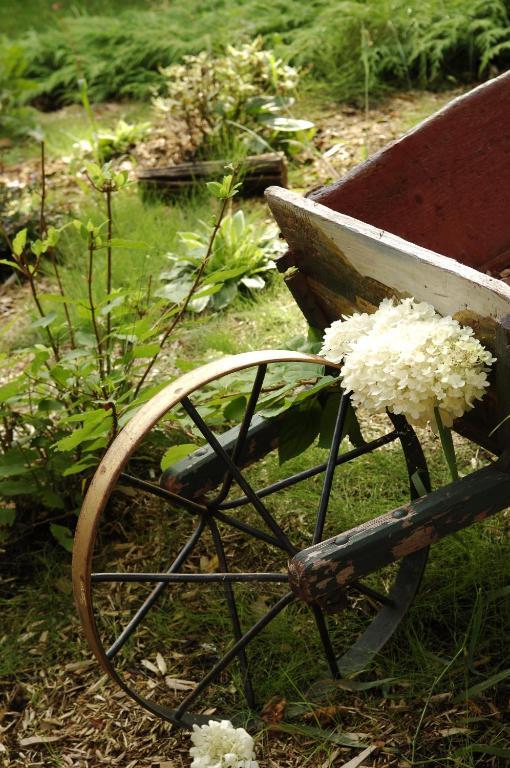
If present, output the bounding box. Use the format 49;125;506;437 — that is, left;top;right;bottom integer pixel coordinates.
190;719;259;768
320;298;495;427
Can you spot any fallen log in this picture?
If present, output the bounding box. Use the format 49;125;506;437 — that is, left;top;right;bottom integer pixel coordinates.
137;152;287;199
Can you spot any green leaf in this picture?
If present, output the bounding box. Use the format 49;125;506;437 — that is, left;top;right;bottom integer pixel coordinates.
45;226;60;247
12;228;27;257
279;399;321;464
38;293;76;306
487;584;510;602
240;274;265;290
0;478;39;496
455;744;510;758
62;458;99;477
54;411;110;452
31;239;46;257
0;376;24;401
160;443;197;471
293;376;335;404
454;667;510;702
223;396;247;422
50;524;74;553
308;676;398;697
269;721;368;749
37;398;65;413
0;464;32;478
99;295;125;316
434;406;459;481
0;258;24;273
318;395;365;449
206;181;223;199
131;343;160;358
107;239;148;249
261;116;315;132
31;311;57;329
0;508;16;527
41;489;65;509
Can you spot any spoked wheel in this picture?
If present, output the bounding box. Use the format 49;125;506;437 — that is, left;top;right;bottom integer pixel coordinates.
73;351;430;727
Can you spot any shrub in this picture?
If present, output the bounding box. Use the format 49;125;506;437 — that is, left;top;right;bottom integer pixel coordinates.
154;39;313;157
0;160;241;548
0;36;37;137
157;208;283;312
13;0;510;109
288;0;510;101
72;119;151;163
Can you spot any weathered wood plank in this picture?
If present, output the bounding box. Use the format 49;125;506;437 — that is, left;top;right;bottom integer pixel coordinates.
138;153;287;198
267;186;510;322
288;462;510;605
266;186;510;452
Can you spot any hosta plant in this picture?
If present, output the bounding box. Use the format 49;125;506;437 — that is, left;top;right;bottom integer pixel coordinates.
156;207;283;312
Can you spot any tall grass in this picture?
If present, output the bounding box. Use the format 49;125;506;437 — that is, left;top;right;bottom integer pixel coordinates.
13;0;510;108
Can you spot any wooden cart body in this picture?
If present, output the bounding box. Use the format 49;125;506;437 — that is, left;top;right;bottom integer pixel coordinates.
267;71;510;455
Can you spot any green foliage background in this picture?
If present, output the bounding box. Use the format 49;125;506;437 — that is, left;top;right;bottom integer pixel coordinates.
3;0;510;107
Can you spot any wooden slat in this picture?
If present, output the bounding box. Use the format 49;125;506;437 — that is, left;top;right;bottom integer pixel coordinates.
266;186;510;322
288;462;510;604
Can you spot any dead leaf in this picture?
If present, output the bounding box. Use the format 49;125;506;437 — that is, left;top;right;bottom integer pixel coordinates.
64;660;95;673
320;749;341;768
156;653;167;675
19;734;63;746
340;745;377;768
141;659;160;675
261;696;287;724
438;727;471;736
303;705;346;725
164;677;196;692
85;674;108;695
200;554;219;573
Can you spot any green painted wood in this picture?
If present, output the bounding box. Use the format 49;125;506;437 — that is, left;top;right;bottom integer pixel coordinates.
159;413;284;498
289;462;510;604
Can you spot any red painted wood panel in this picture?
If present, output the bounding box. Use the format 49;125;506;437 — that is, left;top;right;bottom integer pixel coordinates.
310;72;510;273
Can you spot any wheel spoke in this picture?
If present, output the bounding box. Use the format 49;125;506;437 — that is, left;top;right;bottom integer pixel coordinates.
182;396;296;554
119;473;207;516
211;364;267;505
92;572;289;584
218;430;399;511
209;518;255;709
310;604;340;679
313;392;350;544
350;580;395;608
105;518;206;660
212;510;286;550
173;591;295;722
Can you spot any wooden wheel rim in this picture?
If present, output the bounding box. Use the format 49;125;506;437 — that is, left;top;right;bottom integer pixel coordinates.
72;351;336;724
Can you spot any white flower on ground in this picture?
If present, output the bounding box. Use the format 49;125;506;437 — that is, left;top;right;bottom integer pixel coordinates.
320;298;495;427
190;719;259;768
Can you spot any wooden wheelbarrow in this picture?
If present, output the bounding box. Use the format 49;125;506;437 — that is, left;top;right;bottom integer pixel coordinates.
72;72;510;727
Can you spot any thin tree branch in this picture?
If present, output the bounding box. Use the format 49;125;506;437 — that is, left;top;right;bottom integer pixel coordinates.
133;190;232;398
